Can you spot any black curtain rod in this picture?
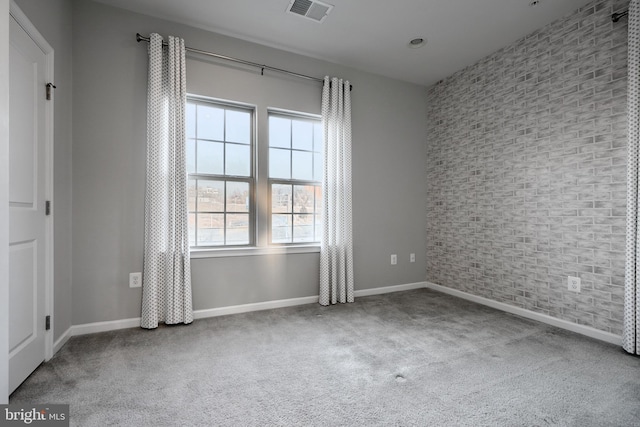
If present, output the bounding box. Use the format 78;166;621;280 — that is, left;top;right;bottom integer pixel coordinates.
612;9;628;22
136;33;352;91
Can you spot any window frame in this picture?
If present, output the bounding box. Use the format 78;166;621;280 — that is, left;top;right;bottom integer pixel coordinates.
186;95;256;249
267;109;323;246
185;96;323;257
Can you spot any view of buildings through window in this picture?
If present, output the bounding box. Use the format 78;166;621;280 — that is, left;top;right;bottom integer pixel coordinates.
269;113;323;243
186;99;253;246
186;97;322;247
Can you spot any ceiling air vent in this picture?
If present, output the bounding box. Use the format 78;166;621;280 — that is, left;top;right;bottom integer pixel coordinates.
287;0;334;23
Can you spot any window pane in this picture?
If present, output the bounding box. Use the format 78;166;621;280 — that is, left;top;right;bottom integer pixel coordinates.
186;139;196;174
272;184;292;214
293;214;314;242
186;103;196;139
313;152;323;181
268;112;322;245
226;143;251;177
292;151;313;180
197;105;224;141
294;185;315;214
188;213;196;246
269;116;291;148
314;122;323;152
292;120;313;151
226;181;249;213
197;213;224;246
226;110;250;144
187;98;255;248
270;148;290;179
226;214;250;245
197;140;223;175
272;214;292;243
187;179;197;211
198;180;224;212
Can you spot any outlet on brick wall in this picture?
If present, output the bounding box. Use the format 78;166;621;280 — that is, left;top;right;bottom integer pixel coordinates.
568;276;581;293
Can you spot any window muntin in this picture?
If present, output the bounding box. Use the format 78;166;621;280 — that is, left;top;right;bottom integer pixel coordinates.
186;99;253;247
268;113;323;244
271;184;322;243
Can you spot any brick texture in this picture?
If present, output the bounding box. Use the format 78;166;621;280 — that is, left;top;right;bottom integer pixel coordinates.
425;0;629;335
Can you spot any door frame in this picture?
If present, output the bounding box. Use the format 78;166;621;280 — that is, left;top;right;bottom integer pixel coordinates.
9;0;54;361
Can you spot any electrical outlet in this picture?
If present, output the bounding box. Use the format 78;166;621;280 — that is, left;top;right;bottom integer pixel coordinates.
129;272;142;288
410;253;416;263
391;254;397;265
568;276;581;292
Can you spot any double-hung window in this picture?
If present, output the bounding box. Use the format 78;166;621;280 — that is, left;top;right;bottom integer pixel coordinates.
185;97;323;250
186;98;254;247
268;112;323;244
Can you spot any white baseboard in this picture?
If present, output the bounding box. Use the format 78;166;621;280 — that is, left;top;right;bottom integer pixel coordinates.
194;282;429;318
425;282;622;346
53;327;72;355
70;317;141;337
193;295;319;319
63;283;428;343
354;281;428;297
53;281;621;356
52;283;427;353
63;298;313;342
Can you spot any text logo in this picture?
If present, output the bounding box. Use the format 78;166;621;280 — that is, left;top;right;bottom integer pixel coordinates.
1;405;69;426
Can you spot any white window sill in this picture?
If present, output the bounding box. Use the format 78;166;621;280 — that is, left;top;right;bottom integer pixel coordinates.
190;245;320;259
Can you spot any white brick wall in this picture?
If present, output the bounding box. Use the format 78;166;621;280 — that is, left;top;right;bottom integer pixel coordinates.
426;0;629;335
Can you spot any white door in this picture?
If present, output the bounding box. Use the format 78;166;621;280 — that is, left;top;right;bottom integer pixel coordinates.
8;14;49;394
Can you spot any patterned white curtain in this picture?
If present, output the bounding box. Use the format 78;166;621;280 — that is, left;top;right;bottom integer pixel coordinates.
626;0;640;355
141;33;193;329
319;77;354;305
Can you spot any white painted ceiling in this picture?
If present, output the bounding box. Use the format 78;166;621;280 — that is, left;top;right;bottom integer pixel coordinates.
95;0;598;86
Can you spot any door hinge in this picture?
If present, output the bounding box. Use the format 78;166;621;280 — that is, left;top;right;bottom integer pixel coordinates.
46;83;56;101
45;315;51;331
45;200;51;216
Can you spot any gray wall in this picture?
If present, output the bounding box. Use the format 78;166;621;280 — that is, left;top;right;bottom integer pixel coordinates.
14;0;74;342
426;0;628;335
71;0;427;324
